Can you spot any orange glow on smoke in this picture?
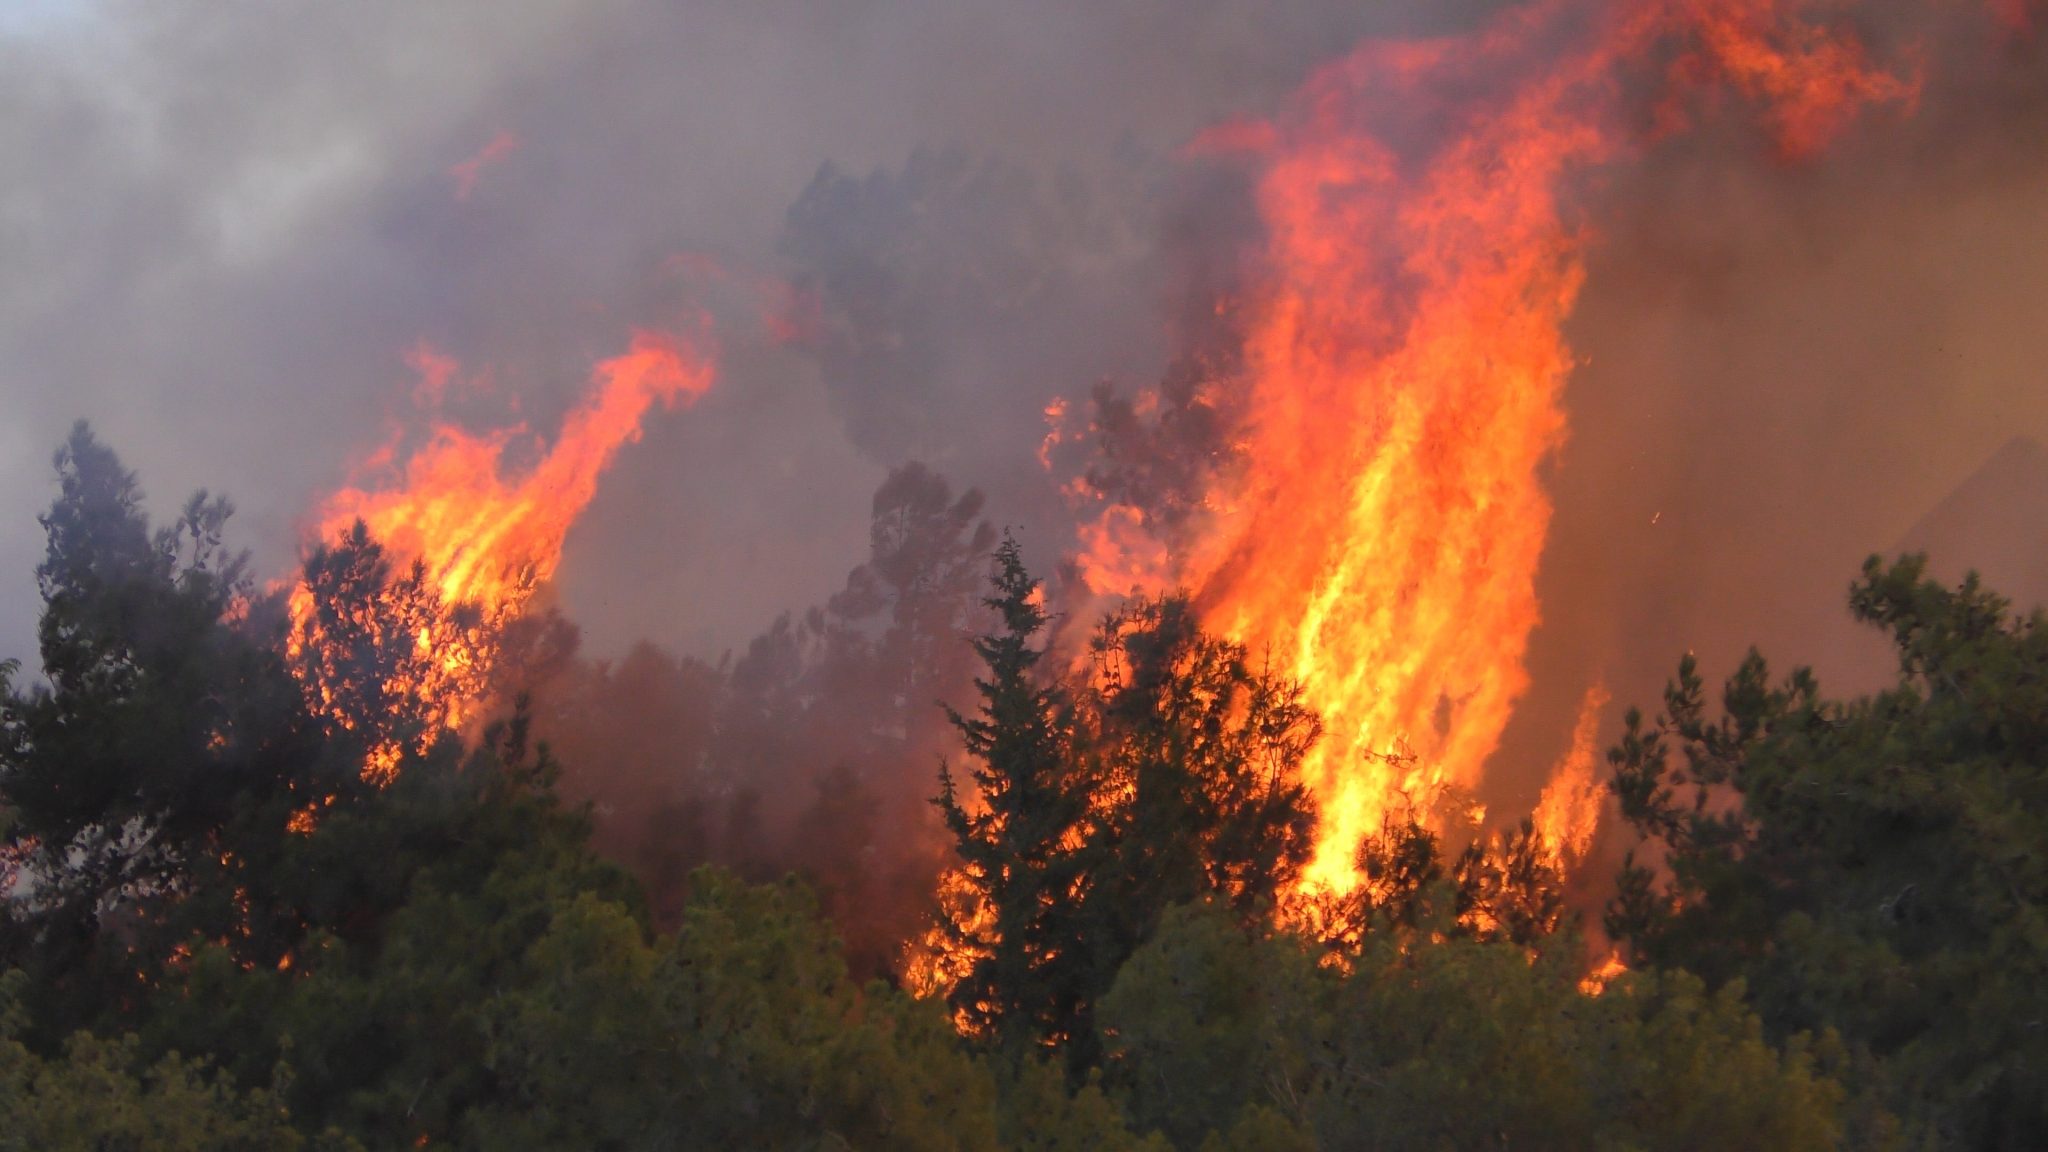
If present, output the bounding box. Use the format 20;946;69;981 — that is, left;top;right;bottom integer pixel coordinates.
1073;0;1912;892
449;130;521;202
289;331;714;782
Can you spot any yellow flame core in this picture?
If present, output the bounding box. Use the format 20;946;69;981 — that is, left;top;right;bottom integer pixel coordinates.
1534;682;1612;869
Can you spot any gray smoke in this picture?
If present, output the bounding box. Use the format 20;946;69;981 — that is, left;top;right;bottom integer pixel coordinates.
0;0;1477;670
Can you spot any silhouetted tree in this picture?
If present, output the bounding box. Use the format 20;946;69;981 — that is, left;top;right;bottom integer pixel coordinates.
704;462;995;975
0;423;347;1036
1321;813;1569;952
932;563;1320;1064
932;535;1090;1052
292;520;476;764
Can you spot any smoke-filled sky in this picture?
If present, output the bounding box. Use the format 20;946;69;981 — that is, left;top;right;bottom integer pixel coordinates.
0;0;1493;661
4;0;2046;812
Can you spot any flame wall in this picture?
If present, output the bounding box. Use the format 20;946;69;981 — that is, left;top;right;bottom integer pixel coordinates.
1074;0;1917;887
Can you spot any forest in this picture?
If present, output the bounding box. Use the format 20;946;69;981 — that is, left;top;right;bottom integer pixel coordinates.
0;422;2043;1151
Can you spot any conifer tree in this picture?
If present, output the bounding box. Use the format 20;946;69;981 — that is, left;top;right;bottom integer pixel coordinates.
1608;555;2048;1147
931;535;1090;1052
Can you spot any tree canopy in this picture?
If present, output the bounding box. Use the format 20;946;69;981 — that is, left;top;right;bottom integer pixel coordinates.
1607;554;2048;1149
0;425;1957;1149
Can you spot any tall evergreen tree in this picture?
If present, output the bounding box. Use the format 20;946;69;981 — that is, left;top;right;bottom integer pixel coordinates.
931;535;1090;1052
931;562;1322;1063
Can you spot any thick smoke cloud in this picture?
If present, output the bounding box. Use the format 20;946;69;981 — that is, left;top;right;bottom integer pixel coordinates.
0;0;1479;669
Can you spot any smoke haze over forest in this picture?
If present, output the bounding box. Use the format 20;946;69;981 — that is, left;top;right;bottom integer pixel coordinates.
4;0;2048;851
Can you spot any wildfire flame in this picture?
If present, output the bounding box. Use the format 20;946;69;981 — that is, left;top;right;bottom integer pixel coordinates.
1579;949;1630;994
1073;0;1914;891
289;330;715;781
1533;682;1612;870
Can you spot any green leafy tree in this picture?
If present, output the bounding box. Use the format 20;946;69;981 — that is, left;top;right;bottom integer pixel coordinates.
1608;554;2048;1148
1094;900;1324;1148
995;1057;1167;1152
198;710;639;1144
454;869;1003;1151
1099;900;1847;1151
0;970;350;1151
143;699;1004;1150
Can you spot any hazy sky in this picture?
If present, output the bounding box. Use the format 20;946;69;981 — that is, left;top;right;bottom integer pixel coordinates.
0;0;1513;663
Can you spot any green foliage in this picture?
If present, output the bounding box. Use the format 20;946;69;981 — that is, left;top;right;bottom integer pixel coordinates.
1100;900;1846;1151
454;870;1003;1151
995;1058;1167;1152
157;754;1007;1149
0;424;1941;1151
0;422;353;1040
1095;900;1324;1148
1195;1108;1316;1152
0;971;347;1151
1609;555;2048;1148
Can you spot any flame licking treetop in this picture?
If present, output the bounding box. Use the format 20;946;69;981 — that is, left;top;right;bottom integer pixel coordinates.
289;330;715;783
1071;0;1915;891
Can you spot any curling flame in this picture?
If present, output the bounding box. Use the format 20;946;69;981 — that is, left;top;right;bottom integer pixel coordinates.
1076;0;1912;891
1533;682;1611;869
290;331;715;781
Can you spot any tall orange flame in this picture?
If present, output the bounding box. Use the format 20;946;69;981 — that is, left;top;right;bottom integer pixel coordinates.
1076;0;1913;890
1533;682;1612;870
289;330;714;780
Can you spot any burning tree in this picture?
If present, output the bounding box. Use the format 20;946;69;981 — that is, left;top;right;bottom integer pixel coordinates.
930;536;1091;1050
926;542;1319;1060
0;424;354;1029
286;331;713;786
1057;0;1920;894
290;521;489;785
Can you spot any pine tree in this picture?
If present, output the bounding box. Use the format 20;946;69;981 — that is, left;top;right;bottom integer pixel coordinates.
1607;555;2048;1147
0;425;388;1047
931;535;1090;1052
